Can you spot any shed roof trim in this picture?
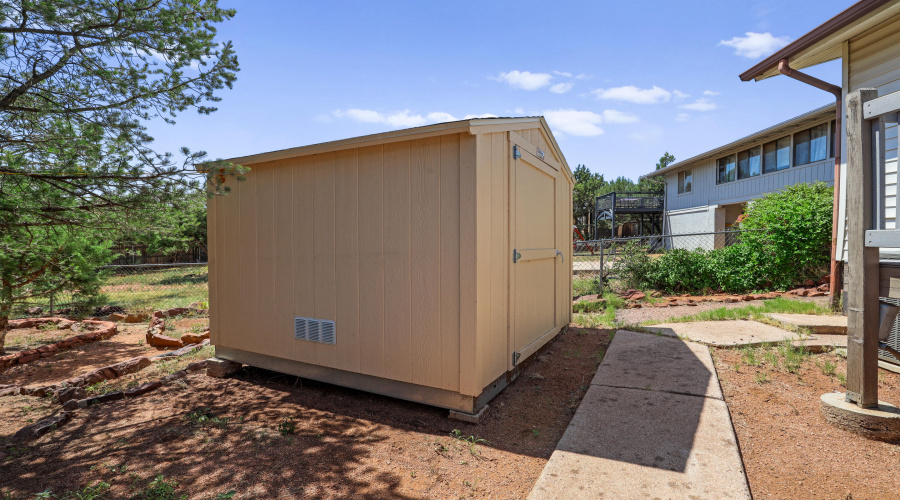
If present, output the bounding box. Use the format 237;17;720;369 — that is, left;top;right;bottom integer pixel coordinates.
224;116;547;165
740;0;899;82
642;103;835;179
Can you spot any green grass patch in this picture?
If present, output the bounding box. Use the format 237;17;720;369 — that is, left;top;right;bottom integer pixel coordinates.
100;266;208;311
645;297;830;325
573;275;601;297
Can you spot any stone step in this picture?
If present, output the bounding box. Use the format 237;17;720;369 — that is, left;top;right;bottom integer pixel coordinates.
763;313;847;334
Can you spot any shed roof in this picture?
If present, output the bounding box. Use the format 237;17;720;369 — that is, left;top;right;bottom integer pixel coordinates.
740;0;900;82
641;103;835;179
223;116;569;173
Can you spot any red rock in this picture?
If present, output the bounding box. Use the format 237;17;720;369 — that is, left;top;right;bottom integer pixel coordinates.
37;345;58;354
186;361;207;372
109;357;151;377
152;310;165;319
108;312;127;322
808;291;826;297
803;279;816;287
14;412;72;441
818;274;831;285
124;381;162;398
165;307;191;318
742;295;754;301
147;333;184;349
18;354;40;364
654;303;669;308
685;302;698;307
629;292;646;301
180;331;211;345
723;297;738;303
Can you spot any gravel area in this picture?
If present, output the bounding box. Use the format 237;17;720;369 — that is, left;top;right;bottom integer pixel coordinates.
616;295;831;325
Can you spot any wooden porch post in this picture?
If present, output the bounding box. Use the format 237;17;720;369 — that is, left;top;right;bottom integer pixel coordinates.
845;88;880;408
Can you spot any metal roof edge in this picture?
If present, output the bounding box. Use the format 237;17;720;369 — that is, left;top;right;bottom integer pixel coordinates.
641;103;835;179
739;0;891;82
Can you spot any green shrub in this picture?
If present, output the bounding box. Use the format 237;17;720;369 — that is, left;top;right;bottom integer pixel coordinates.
625;182;832;295
739;182;833;289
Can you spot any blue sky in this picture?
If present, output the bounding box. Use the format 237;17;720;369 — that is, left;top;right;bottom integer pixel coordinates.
150;0;850;181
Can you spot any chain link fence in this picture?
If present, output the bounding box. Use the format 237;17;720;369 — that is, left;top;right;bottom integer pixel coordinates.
573;230;750;295
14;263;209;319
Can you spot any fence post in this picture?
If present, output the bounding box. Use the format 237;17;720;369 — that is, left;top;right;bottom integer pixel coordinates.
49;296;54;316
598;242;604;292
845;88;880;408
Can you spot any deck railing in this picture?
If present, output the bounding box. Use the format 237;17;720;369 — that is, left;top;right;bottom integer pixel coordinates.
595;191;664;212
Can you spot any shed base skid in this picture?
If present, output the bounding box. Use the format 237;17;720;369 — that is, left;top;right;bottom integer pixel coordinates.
214;346;519;414
449;404;490;424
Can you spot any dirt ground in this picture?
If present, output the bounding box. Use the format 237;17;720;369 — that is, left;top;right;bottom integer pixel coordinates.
714;347;900;500
0;320;211;439
0;325;612;499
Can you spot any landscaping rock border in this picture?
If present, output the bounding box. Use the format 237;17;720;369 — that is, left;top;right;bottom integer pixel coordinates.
575;285;830;310
145;308;209;349
0;318;117;373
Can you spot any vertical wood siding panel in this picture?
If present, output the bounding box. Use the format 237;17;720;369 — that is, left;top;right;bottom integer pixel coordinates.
292;157;316;364
487;132;508;384
256;166;276;357
207;190;219;344
221;178;241;349
238;169;259;353
410;137;443;387
273;160;295;360
474;133;493;388
383;142;412;382
313;153;338;368
334;149;360;372
458;134;479;396
439;134;461;391
357;145;385;378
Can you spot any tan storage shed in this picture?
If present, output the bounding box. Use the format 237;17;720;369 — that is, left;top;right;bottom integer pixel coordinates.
208;117;574;414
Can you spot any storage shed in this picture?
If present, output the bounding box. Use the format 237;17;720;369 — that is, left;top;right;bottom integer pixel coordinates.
207;117;574;415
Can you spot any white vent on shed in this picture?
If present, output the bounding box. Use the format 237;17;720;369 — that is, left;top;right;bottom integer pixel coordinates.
294;317;336;345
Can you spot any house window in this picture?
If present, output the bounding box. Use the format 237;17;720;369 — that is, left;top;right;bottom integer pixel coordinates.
678;169;692;194
794;123;828;165
716;155;736;184
737;146;761;180
763;136;790;173
830;119;836;158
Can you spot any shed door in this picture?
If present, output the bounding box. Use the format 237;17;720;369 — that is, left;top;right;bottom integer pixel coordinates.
510;142;560;362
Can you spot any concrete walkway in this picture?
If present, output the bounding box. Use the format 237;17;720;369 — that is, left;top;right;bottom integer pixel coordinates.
648;320;847;350
529;330;750;500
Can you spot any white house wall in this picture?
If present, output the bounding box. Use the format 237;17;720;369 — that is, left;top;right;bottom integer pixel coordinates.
838;13;900;261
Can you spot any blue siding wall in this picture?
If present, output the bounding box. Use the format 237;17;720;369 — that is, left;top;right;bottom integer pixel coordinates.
666;156;834;212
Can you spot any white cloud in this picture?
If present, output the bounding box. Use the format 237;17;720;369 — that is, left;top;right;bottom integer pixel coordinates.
675;113;690;122
601;109;639;123
493;70;553;90
719;32;791;59
703;90;720;96
333;109;501;127
514;107;525;115
592;85;672;104
550;82;574;94
543;109;605;137
554;71;573;78
680;99;717;111
333;109;455;127
672;90;690;100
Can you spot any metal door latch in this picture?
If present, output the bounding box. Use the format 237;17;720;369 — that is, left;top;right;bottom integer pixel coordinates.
513;249;522;263
513;145;521;160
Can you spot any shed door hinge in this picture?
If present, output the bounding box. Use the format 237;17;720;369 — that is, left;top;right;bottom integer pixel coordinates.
513;145;521;160
513;249;522;263
512;351;521;366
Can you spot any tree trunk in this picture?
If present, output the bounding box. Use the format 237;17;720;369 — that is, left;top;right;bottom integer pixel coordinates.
0;314;7;355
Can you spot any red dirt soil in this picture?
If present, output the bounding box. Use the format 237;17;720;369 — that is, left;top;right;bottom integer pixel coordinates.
1;326;612;499
714;348;900;500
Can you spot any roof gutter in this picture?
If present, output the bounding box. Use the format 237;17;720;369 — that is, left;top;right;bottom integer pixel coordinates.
777;58;843;308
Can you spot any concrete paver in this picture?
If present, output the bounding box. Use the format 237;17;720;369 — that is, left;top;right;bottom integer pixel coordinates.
593;329;721;399
529;330;750;500
648;320;847;350
764;313;847;334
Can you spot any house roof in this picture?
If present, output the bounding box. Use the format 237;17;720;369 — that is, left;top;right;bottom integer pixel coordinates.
740;0;900;82
222;116;570;173
641;103;835;179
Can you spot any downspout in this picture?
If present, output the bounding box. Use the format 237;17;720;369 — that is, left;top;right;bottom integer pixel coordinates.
778;59;843;309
